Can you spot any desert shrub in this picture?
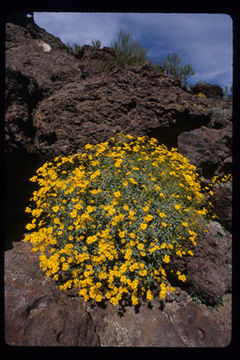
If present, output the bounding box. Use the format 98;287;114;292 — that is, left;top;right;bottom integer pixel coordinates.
112;30;147;68
66;42;82;56
223;85;232;101
24;134;211;307
91;39;101;49
211;106;232;121
159;53;195;84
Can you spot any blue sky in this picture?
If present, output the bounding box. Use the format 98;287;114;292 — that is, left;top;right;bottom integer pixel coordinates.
34;12;232;89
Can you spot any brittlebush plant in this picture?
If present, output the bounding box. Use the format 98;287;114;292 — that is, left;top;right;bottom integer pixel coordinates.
24;134;210;307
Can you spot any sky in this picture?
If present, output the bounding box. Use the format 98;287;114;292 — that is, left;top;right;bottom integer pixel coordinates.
34;12;233;89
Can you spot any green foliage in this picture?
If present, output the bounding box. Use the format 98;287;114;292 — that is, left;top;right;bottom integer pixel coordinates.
223;84;232;101
66;42;82;55
24;134;212;308
112;29;147;68
159;53;195;84
91;39;101;49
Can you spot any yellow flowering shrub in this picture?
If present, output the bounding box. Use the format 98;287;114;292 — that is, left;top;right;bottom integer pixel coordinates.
24;134;210;307
197;92;207;98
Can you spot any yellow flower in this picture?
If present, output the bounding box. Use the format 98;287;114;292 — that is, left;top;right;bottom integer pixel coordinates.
110;297;119;306
146;289;153;301
25;223;35;230
70;209;77;218
177;271;187;282
91;160;99;166
52;205;59;212
86;235;97;244
62;262;69;271
131;295;138;306
113;191;121;198
85;143;93;149
118;230;126;239
86;205;95;213
137;243;144;250
159;212;166;218
140;223;147;230
181;222;189;227
163;255;170;263
129;210;135;217
174;204;181;210
115;159;123;167
90;189;102;194
161;222;167;227
144;214;153;222
129;177;138;185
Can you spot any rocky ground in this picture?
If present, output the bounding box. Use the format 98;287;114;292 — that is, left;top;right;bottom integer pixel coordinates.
4;14;232;347
4;221;232;347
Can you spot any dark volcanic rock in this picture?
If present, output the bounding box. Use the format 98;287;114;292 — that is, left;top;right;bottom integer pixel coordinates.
4;241;100;346
4;240;231;347
190;82;224;99
169;221;232;306
5;21;82;95
32;67;212;156
5;68;42;152
76;44;118;77
212;183;232;231
83;290;231;347
178;124;232;178
5;17;232;179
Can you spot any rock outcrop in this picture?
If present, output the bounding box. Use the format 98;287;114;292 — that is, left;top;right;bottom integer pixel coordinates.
4;241;100;346
5;229;231;347
189;82;224;99
169;221;232;305
5;16;232;179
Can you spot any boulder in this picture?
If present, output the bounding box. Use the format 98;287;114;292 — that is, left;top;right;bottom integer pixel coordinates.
169;221;232;306
190;82;224;99
32;66;212;156
178;124;232;178
4;241;100;346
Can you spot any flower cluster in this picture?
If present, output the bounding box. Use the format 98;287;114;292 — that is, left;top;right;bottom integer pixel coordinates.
197;92;207;98
212;173;232;186
24;134;210;307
